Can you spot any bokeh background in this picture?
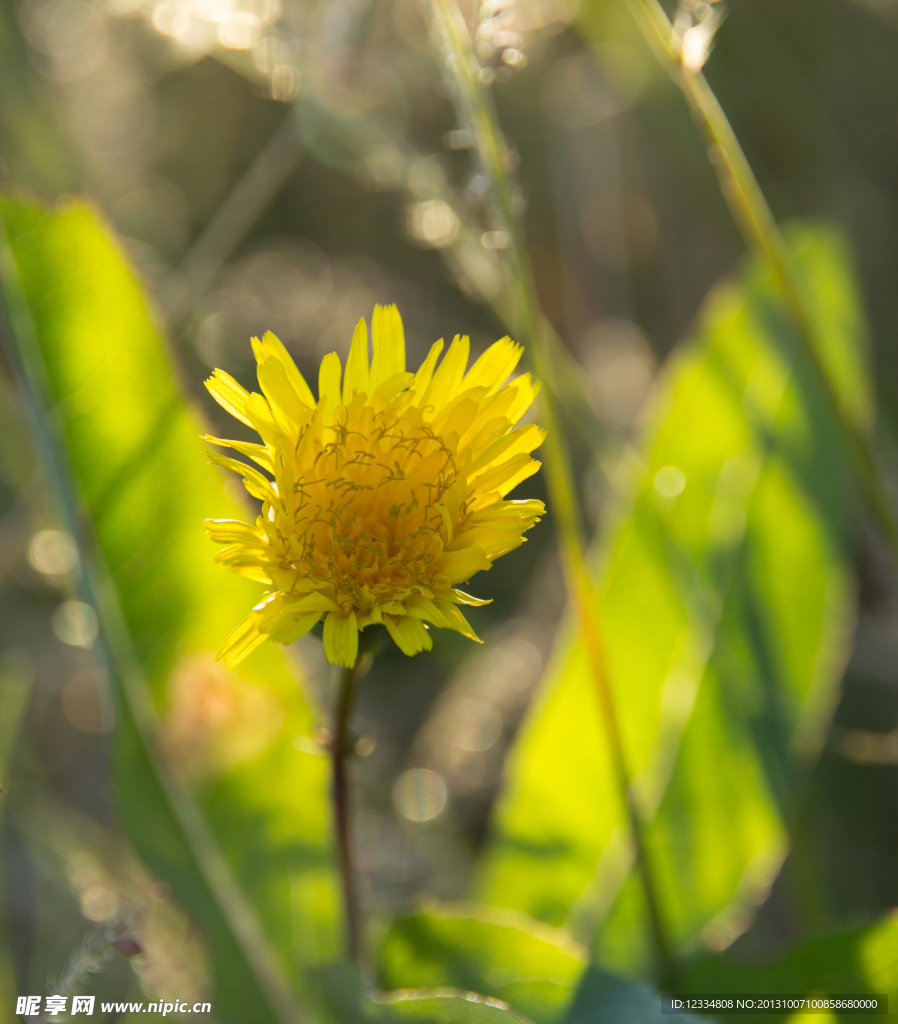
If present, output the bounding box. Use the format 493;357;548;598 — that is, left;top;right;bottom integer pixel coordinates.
2;0;898;1017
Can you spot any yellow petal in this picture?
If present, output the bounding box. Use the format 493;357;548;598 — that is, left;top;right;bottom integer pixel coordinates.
370;372;415;409
449;588;492;606
503;373;541;425
203;435;274;473
431;393;484;441
318;351;342;412
461;337;523;394
468;423;546;475
410;339;444;404
270;611;322;644
435;503;453;543
218;561;272;584
212;544;269;565
253;330;315;407
273;440;296;517
252;592;288;631
424;334;469;411
256;355;307;440
205;369;253;427
215;614;267;667
437;546;491;583
469;498;546;522
203;518;268;545
435;600;481;642
323;610;359;667
356;605;384;629
293;591;341;613
242;393;281;450
206;450;278;503
384;615;432;656
370;304;406;389
454;525;527;561
343;318;370;403
406;595;451;628
469;452;540;498
457;417;507;464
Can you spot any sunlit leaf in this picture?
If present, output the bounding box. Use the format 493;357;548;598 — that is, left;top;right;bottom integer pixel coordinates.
0;195;336;1022
379;904;587;1023
307;961;537;1024
377;904;702;1023
377;993;530;1024
478;225;868;974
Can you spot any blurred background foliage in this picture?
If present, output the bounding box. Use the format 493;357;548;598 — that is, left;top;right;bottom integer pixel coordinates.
2;0;898;1019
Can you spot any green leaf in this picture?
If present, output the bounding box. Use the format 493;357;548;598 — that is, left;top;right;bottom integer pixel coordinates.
377;904;703;1024
679;918;898;1021
376;993;531;1024
306;961;536;1024
378;904;587;1023
0;195;337;1021
478;224;867;974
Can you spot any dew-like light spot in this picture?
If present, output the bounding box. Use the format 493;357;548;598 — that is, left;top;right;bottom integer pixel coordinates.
52;601;98;648
29;529;79;577
450;696;502;752
152;0;190;37
655;464;686;498
218;10;260;48
81;882;119;922
393;768;447;822
355;733;377;757
406;200;459;248
270;65;298;101
481;230;510;250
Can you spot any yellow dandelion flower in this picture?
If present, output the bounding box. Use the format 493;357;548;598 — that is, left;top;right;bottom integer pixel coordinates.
203;305;545;668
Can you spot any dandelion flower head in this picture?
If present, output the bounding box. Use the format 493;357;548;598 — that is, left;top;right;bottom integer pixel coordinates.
203;305;545;668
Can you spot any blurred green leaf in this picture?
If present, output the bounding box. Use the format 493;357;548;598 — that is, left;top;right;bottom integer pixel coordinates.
378;904;587;1023
308;961;537;1024
0;195;337;1022
378;993;530;1024
680;917;898;1022
377;904;702;1024
378;991;524;1024
478;224;868;974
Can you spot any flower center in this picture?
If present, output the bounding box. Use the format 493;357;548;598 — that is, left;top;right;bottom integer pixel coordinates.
271;403;462;610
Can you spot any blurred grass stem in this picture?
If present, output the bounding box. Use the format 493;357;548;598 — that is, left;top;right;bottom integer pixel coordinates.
629;0;898;560
158;110;304;328
424;0;675;985
332;657;367;967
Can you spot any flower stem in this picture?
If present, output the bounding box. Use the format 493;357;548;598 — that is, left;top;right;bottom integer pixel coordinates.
628;0;898;560
331;660;364;966
424;0;675;985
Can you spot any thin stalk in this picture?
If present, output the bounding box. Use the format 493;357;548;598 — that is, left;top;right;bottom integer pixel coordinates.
157;110;304;328
425;0;675;984
331;660;364;966
629;0;898;559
